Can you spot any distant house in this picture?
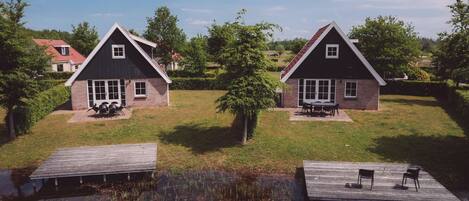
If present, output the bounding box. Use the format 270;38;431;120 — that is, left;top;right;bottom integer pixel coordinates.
280;22;386;110
65;23;171;110
33;39;86;72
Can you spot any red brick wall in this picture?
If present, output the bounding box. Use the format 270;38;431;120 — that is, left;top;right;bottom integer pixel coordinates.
282;79;380;110
70;78;169;110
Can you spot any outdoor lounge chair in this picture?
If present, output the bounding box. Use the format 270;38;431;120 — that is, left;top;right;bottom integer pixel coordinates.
358;169;374;190
402;168;421;191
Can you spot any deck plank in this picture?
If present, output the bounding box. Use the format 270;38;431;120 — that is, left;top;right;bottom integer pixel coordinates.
303;160;459;201
30;143;157;179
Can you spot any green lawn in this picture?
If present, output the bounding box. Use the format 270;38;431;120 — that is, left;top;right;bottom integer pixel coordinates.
0;91;468;189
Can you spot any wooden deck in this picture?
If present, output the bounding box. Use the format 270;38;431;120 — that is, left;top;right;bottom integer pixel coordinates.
30;143;157;180
303;160;459;201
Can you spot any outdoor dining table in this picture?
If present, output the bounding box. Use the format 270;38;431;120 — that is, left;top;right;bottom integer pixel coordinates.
303;101;337;116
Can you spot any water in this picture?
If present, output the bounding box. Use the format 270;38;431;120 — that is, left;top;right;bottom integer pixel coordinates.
0;169;308;201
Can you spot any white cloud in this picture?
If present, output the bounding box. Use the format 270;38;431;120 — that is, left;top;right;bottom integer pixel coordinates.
187;18;211;26
90;12;123;17
181;8;213;14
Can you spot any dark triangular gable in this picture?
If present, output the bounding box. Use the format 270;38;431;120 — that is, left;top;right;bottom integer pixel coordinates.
290;27;374;79
76;29;161;80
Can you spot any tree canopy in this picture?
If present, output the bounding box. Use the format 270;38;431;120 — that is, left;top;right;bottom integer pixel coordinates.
144;6;186;66
70;21;99;56
349;16;421;78
181;35;208;74
207;22;235;67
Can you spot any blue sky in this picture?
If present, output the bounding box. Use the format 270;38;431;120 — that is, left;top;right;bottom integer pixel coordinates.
24;0;453;40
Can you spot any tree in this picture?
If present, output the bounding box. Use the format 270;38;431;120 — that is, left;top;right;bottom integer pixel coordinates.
128;29;140;36
69;22;98;56
144;6;186;66
349;16;421;78
216;10;279;144
207;22;235;66
432;0;469;84
0;0;49;139
274;44;285;55
182;35;208;74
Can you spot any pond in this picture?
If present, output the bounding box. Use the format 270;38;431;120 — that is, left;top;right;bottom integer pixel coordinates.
0;168;308;200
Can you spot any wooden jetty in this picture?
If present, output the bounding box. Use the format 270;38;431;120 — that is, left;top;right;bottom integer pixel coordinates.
303;160;459;201
30;143;157;185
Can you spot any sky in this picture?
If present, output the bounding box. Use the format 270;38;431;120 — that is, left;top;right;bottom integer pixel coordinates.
24;0;454;40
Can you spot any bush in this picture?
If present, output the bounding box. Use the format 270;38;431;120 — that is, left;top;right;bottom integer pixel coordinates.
167;70;215;78
38;79;66;91
12;85;71;134
42;72;74;80
381;80;449;97
448;89;469;126
170;78;227;90
266;66;284;72
406;67;431;81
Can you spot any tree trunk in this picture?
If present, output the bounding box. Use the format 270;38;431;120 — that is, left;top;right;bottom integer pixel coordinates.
242;115;247;145
7;109;16;140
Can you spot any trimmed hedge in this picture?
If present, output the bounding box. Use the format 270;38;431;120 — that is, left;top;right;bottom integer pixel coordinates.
381;80;449;97
42;72;74;80
12;85;71;134
170;77;227;90
38;79;66;91
167;70;216;78
448;89;469;125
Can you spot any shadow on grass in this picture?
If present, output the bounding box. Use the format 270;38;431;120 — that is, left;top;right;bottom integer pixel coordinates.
369;135;469;190
381;98;441;107
159;123;240;154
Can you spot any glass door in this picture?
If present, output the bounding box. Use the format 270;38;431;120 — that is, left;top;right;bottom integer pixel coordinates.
302;79;332;103
92;80;121;106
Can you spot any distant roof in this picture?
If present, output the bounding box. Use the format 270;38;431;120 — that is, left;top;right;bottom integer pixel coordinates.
33;39;86;64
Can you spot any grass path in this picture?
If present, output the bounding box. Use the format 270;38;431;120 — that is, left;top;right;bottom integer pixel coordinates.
0;91;468;189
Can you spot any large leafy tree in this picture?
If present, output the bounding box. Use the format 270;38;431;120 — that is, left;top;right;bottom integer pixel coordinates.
69;21;99;56
0;0;49;139
349;16;421;78
216;10;279;144
433;0;469;84
207;22;235;67
182;35;208;74
144;6;186;66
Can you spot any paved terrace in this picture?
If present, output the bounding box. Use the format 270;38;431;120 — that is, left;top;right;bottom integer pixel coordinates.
30;143;157;185
303;160;459;201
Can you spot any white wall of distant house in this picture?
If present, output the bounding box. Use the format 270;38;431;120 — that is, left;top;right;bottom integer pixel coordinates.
51;62;80;72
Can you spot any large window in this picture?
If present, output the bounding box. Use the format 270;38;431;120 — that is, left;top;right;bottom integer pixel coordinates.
298;79;335;106
112;44;125;59
326;44;339;59
134;81;147;97
345;81;358;98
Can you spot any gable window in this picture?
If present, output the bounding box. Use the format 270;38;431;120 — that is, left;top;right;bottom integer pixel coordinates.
326;44;339;59
345;81;357;98
112;44;125;59
57;64;64;72
134;81;147;97
60;47;69;56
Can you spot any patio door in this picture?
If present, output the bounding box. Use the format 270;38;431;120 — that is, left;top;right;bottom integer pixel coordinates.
91;80;121;106
300;79;335;105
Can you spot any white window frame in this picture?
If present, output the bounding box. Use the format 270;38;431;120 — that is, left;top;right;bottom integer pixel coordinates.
89;79;122;106
112;44;125;59
134;81;147;98
344;81;358;98
302;79;332;104
325;44;339;59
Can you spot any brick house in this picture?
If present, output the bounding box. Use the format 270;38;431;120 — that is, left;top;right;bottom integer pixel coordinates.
33;39;86;72
65;23;171;110
281;22;386;110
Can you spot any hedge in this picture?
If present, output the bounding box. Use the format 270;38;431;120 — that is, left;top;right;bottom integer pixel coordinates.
170;77;227;90
42;72;74;80
12;85;71;134
38;79;66;91
266;66;284;72
448;89;469;126
167;70;216;78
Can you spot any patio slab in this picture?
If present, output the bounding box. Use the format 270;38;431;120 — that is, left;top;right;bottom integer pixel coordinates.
67;108;132;123
273;108;353;122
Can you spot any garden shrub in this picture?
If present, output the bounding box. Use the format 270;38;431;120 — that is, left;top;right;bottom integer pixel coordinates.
12;85;71;134
406;67;431;81
167;70;216;78
170;78;227;90
42;72;74;80
38;79;66;91
266;66;284;72
381;80;448;96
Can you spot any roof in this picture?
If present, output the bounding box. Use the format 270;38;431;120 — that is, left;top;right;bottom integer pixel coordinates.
33;39;86;64
280;21;386;86
65;23;171;86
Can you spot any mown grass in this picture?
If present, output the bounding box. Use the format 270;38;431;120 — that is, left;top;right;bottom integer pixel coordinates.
0;91;468;189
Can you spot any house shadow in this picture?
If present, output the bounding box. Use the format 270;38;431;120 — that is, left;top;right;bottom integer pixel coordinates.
381;98;441;107
158;122;241;154
369;134;469;191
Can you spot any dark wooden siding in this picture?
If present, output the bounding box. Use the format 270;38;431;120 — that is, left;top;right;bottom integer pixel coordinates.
76;30;161;80
136;41;154;58
290;28;374;79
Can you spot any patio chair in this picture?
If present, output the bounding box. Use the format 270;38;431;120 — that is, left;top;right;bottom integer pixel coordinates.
334;104;340;115
312;105;323;114
358;169;374;190
301;103;311;114
402;168;421;192
323;105;334;116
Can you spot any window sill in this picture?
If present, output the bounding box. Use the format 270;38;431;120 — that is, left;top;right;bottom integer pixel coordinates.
134;95;147;99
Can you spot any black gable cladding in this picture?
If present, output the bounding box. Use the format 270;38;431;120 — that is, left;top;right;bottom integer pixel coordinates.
76;29;161;80
136;41;154;58
290;28;373;79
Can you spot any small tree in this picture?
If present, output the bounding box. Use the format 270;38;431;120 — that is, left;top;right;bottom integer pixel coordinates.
216;10;279;144
144;6;186;66
207;22;235;67
349;16;421;78
432;0;469;84
0;0;48;139
182;35;208;74
70;21;99;56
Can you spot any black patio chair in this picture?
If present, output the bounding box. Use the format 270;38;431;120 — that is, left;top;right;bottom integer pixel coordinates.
402;168;421;192
358;169;374;190
301;103;311;114
334;104;340;115
323;105;334;116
